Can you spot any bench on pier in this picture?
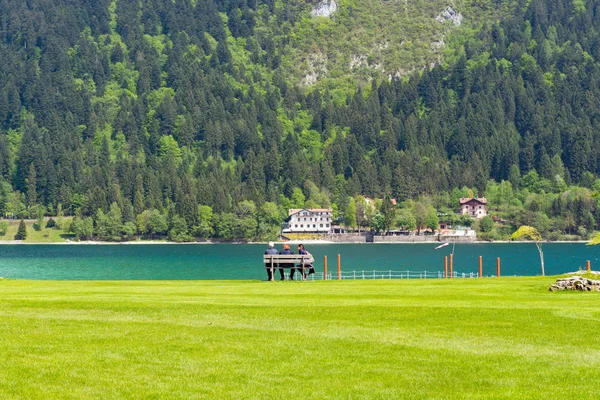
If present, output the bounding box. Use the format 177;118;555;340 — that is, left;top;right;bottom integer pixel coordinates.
263;254;314;280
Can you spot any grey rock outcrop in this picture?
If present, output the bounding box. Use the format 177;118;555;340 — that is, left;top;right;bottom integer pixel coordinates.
302;52;328;85
436;6;463;26
311;1;338;18
549;276;600;291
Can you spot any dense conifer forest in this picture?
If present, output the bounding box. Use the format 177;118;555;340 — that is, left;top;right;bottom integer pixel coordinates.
1;0;600;241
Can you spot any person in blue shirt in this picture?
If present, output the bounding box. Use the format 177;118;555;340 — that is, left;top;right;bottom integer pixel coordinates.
264;242;282;281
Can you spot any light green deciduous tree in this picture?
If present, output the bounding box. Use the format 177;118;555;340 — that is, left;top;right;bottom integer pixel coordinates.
512;226;544;276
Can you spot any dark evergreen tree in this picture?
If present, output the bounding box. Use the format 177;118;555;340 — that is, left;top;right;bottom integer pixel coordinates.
14;219;27;240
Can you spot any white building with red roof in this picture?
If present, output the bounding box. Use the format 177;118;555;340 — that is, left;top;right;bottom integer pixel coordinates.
283;208;333;233
459;197;487;219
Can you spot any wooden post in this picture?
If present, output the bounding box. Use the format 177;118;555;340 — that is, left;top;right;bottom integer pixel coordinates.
479;256;483;278
496;257;500;277
449;253;453;279
587;260;591;272
444;256;448;279
270;256;274;281
324;256;328;280
337;254;341;280
302;257;306;281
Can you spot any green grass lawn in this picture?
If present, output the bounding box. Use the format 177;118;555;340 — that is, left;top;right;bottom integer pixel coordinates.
0;278;599;399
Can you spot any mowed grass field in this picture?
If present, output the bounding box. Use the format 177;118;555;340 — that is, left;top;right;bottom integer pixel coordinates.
0;277;599;399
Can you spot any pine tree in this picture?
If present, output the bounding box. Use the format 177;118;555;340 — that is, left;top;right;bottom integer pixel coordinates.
27;163;37;208
14;219;27;240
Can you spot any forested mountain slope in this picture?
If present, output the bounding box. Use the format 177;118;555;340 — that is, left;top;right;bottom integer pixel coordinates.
1;0;600;241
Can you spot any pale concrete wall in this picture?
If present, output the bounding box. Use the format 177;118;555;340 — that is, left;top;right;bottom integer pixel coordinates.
325;234;368;243
373;235;476;243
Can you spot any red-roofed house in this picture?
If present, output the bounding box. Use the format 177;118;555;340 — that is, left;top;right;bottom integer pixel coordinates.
459;198;487;219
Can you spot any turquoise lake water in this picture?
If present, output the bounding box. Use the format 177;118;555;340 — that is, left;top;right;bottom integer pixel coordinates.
0;243;598;280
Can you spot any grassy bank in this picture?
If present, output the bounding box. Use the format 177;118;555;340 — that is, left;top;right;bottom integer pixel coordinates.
0;278;599;399
0;218;74;242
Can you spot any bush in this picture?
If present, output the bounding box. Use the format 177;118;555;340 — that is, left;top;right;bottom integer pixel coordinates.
479;229;503;241
0;220;7;236
46;218;56;228
479;216;494;233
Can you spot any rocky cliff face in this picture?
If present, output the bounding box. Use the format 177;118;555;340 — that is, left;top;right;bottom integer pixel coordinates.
311;1;338;18
436;6;463;26
276;0;516;87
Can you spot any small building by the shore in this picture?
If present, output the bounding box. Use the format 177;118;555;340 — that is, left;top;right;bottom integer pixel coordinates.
283;208;333;233
459;197;487;219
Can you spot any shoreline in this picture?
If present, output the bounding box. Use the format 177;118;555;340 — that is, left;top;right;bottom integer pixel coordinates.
0;239;590;245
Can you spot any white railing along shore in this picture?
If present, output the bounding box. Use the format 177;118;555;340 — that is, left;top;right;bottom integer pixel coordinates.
283;270;481;280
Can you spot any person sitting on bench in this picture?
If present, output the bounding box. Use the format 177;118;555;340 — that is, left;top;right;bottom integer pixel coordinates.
291;243;315;280
264;242;282;281
279;243;295;280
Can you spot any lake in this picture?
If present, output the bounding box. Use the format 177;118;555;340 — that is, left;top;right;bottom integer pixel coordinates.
0;243;598;280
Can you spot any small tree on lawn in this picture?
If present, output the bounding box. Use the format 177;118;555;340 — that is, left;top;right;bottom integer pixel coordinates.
511;226;544;276
15;219;27;240
33;205;45;231
0;220;8;236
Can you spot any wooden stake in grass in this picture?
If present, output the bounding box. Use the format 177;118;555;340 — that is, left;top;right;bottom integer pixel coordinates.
444;256;448;279
511;226;544;276
496;257;501;277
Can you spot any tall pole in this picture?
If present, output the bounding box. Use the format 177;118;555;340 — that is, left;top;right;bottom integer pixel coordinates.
479;256;483;278
449;253;453;279
324;256;328;280
496;257;501;277
587;260;591;272
337;254;341;281
444;256;448;279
